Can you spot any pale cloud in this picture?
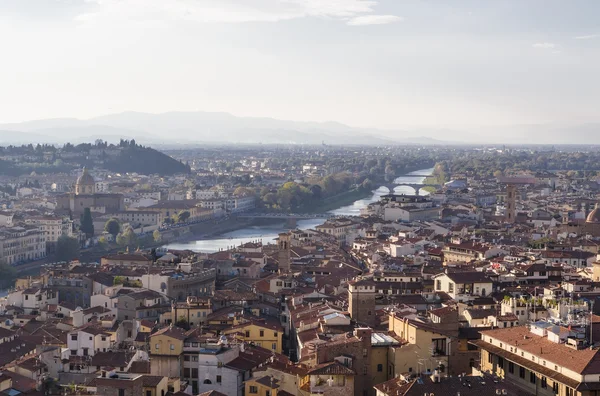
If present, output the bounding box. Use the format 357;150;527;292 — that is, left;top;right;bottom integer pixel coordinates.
346;14;403;26
75;0;398;25
532;42;555;49
575;34;599;40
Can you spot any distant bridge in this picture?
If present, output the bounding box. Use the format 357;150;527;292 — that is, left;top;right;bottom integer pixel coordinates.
236;213;335;220
381;183;442;195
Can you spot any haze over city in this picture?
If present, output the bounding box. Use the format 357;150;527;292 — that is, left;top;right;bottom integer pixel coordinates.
2;0;600;143
5;2;600;396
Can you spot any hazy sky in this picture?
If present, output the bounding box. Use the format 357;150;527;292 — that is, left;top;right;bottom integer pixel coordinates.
1;0;599;129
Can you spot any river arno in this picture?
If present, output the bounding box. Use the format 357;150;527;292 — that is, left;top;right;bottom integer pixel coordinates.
163;167;434;253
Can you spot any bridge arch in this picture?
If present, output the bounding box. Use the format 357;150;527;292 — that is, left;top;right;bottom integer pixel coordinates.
382;184;421;195
382;183;441;195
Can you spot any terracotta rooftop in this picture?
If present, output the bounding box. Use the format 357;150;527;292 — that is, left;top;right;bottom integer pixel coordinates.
374;373;530;396
479;326;600;375
306;361;355;376
150;325;188;341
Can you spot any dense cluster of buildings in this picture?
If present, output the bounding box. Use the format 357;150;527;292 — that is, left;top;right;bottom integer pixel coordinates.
2;172;600;395
7;150;600;395
0;167;256;265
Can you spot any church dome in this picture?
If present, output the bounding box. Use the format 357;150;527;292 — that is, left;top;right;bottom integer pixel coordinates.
75;167;95;195
77;167;94;186
586;204;600;223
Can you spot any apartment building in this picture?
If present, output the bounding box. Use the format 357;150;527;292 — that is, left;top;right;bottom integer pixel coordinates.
184;340;241;395
474;324;600;396
0;225;46;265
109;211;161;226
145;201;213;223
315;218;358;242
442;240;505;263
433;271;493;302
24;216;74;246
149;326;186;378
67;326;113;357
223;316;284;353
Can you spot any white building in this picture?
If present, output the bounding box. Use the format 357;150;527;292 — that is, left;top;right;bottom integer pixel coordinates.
198;200;224;210
0;225;46;265
72;306;114;327
185;341;245;396
0;211;14;226
6;287;58;314
126;197;159;208
233;196;256;212
196;190;221;200
387;238;428;257
109;211;160;226
315;218;358;242
383;206;440;222
25;216;74;244
67;326;114;357
95;181;110;193
433;271;493;302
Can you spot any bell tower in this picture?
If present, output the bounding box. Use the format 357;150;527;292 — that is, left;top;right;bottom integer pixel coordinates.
505;184;516;223
278;232;291;273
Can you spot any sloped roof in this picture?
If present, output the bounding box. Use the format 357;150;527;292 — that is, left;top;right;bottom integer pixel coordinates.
306;361;355;376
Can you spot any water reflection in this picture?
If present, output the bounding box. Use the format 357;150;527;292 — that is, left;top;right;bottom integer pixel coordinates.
164;167;434;253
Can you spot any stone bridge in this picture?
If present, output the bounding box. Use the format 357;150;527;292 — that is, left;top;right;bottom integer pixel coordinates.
236;212;336;228
236;213;334;219
381;183;442;195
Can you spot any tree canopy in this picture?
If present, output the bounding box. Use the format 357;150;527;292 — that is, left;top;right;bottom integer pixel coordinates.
116;226;137;248
104;218;120;238
56;235;80;262
80;208;94;238
173;210;190;223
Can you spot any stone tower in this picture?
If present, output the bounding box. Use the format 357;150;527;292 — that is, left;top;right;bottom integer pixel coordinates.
505;184;516;223
278;232;291;273
348;279;376;326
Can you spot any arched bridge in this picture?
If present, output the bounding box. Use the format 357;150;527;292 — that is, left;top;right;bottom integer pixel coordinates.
236;213;335;220
381;183;442;195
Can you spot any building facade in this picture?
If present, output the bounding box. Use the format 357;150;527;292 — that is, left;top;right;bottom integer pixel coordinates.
0;225;46;265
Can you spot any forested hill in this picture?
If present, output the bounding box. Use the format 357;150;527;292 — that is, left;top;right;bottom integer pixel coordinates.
0;140;190;176
102;143;190;175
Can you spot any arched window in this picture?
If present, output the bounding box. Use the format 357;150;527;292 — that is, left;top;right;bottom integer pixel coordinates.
203;379;212;384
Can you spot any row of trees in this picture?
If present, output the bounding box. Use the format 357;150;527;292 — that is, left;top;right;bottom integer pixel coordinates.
440;150;600;179
248;172;375;212
54;214;166;263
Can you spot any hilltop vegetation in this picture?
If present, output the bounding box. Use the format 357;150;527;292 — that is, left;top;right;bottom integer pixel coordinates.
0;140;190;176
99;140;191;175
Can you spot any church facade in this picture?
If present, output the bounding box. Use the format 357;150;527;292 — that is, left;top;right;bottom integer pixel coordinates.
56;167;124;215
561;204;600;237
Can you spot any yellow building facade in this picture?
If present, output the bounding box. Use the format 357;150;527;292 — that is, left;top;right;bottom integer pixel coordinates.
223;319;283;354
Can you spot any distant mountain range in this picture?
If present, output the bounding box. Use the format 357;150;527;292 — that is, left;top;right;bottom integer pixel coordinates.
0;111;599;145
0;111;451;146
